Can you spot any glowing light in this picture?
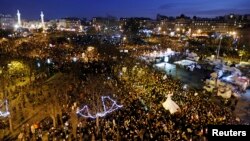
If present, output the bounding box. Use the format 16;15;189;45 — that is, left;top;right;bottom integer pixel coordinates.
0;100;10;117
183;84;188;89
76;96;123;118
73;57;77;62
47;59;51;64
17;10;21;27
123;37;126;41
37;62;41;68
164;56;169;62
197;29;201;34
170;32;175;37
14;24;19;29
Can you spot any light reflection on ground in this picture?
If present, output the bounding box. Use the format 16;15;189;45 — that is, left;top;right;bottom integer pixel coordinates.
154;62;207;88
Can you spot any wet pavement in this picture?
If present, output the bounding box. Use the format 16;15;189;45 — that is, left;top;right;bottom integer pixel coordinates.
154;62;210;89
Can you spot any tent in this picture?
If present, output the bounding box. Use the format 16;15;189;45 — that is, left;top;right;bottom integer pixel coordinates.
217;87;232;99
162;95;180;114
174;59;196;66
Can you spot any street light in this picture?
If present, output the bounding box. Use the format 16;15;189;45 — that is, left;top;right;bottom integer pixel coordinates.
158;27;162;34
216;36;223;59
73;57;77;62
122;37;127;46
197;29;201;34
47;58;51;64
37;62;41;68
72;57;78;82
232;31;237;39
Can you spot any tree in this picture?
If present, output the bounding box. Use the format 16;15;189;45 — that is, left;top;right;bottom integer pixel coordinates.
221;36;234;47
0;29;12;38
86;26;98;35
123;18;141;36
37;28;43;33
48;89;61;128
46;22;57;33
238;50;246;62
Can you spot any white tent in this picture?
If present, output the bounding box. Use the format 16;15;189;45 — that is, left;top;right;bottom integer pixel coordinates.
162;95;180;114
217;87;232;99
174;59;196;66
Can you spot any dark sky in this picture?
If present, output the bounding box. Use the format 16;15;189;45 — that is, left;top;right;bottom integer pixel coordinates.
1;0;250;20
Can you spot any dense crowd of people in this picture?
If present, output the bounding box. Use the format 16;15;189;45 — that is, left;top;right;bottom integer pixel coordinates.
17;57;245;141
68;59;246;141
1;55;248;140
1;33;249;141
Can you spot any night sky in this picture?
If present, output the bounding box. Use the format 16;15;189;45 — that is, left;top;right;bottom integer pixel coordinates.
1;0;250;20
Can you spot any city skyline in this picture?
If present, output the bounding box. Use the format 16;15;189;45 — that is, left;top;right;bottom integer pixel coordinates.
1;0;250;20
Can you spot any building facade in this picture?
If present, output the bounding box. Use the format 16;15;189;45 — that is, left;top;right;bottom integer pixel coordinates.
0;14;15;30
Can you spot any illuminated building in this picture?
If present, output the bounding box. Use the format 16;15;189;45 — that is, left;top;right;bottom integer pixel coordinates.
0;14;15;30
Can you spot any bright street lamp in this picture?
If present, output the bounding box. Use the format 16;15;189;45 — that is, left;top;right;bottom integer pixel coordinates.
123;37;126;41
73;57;77;62
47;59;51;64
197;29;201;34
216;36;223;59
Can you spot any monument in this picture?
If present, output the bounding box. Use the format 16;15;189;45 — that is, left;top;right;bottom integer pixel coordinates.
17;10;21;27
40;11;45;29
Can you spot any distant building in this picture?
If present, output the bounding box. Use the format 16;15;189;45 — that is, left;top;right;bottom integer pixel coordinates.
22;20;44;30
175;14;191;30
156;15;176;34
245;14;250;21
191;18;226;33
191;14;243;34
119;17;154;33
0;14;15;30
58;18;82;32
91;16;119;35
156;14;168;21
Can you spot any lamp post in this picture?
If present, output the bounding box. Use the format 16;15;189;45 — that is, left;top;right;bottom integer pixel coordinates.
72;57;77;82
123;36;126;47
216;36;223;59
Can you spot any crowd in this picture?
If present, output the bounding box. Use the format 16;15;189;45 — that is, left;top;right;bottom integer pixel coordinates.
70;59;246;141
27;57;246;141
15;58;250;140
1;33;248;141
